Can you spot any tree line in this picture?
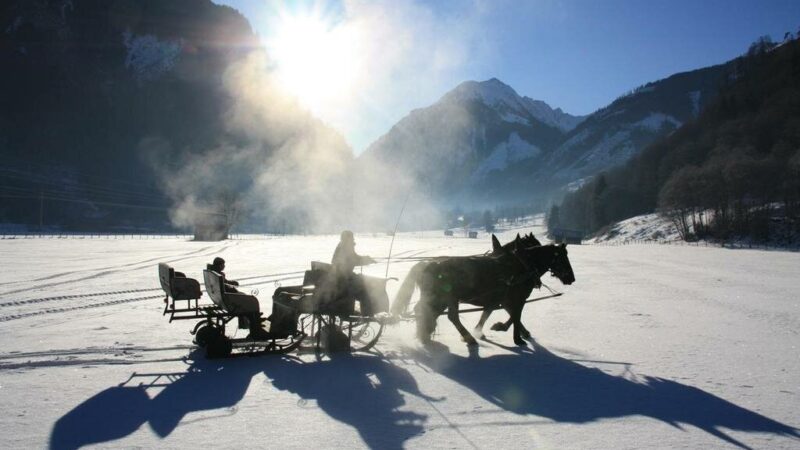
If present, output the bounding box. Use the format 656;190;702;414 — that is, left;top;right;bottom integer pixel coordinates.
550;32;800;244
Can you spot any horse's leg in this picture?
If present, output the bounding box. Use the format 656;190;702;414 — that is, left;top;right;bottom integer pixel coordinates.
447;298;477;346
490;315;512;332
510;302;526;346
473;308;492;339
494;314;530;338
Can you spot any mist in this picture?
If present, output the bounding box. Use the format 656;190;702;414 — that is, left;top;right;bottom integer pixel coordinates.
148;48;447;235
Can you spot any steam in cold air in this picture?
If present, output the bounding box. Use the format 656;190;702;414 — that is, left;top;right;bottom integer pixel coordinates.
152;50;443;233
147;0;498;234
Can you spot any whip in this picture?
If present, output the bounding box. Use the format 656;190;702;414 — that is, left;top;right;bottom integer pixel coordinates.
385;191;412;279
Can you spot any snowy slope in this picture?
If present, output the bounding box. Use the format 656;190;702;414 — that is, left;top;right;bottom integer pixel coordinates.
1;228;799;449
587;212;682;243
471;132;541;179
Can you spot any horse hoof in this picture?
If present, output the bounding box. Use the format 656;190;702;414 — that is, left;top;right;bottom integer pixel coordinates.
472;331;485;340
514;339;526;346
490;322;507;332
520;330;531;339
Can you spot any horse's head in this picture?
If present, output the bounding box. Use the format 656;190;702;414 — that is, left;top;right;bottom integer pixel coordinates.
490;233;542;255
513;243;575;285
549;243;575;285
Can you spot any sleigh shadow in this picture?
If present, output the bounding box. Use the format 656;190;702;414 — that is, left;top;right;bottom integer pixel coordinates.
406;340;799;449
262;353;438;449
49;351;433;450
48;350;262;450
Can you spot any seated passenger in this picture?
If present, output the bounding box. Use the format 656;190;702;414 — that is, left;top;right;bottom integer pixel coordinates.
208;257;269;339
209;257;240;293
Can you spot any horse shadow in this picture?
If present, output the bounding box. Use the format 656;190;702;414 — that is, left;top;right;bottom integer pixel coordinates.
262;353;439;449
49;351;435;450
49;350;262;449
406;340;799;450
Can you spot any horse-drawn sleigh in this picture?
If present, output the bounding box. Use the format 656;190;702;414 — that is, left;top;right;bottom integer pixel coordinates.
157;233;575;358
158;261;390;358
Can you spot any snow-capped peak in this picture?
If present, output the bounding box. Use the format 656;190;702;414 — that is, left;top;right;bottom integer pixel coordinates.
444;78;584;132
447;78;523;109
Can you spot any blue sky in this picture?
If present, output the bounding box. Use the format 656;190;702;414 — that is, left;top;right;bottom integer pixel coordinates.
215;0;800;153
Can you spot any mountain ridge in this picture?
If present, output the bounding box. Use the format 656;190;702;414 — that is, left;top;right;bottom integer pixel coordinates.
359;61;733;208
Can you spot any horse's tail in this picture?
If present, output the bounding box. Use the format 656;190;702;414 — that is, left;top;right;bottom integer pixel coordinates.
390;261;430;316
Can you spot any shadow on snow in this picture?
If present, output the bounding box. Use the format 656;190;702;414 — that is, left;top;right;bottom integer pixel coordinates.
48;351;434;450
404;340;799;450
49;341;799;450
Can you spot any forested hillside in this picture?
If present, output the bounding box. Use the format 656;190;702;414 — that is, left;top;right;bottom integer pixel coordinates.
0;0;257;230
550;35;800;244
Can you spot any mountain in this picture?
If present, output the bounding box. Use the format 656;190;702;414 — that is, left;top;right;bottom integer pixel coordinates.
359;64;733;208
553;36;800;243
358;78;585;207
544;63;731;185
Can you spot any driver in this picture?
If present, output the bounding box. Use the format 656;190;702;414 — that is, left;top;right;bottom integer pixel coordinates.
332;230;376;275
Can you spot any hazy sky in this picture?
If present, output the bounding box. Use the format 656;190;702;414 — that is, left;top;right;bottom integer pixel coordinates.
214;0;800;153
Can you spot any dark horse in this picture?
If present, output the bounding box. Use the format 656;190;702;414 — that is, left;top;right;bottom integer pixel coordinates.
474;233;542;338
390;233;543;340
392;237;575;346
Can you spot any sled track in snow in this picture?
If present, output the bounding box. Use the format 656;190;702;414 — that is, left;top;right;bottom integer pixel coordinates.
0;295;165;322
0;241;231;287
0;241;241;296
0;274;309;322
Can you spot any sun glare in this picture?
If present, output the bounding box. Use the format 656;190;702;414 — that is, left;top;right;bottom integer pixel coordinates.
268;12;359;115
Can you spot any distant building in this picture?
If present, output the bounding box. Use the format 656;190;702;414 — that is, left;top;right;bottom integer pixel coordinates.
194;215;229;241
444;229;454;236
551;228;583;244
468;231;479;239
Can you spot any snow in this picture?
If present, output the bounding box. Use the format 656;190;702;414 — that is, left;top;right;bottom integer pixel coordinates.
450;78;522;110
520;97;585;132
500;111;529;125
1;223;799;449
634;113;682;132
565;176;593;192
472;132;540;178
588;213;682;243
448;79;584;131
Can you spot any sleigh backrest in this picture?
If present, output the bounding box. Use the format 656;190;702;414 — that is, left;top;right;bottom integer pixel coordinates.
203;270;226;308
158;263;173;296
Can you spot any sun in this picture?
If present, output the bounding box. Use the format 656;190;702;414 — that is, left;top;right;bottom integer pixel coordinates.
267;11;359;115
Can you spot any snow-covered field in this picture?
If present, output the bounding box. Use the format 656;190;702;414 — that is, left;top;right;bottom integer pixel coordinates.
1;223;798;449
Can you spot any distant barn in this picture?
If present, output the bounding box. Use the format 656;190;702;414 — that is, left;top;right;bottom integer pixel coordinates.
194;215;230;241
444;229;454;236
468;231;478;239
551;228;583;244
